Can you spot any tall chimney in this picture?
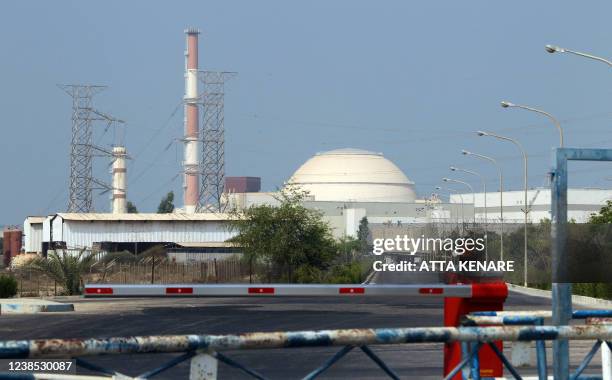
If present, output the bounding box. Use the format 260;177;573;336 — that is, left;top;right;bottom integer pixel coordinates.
111;146;127;213
183;28;200;213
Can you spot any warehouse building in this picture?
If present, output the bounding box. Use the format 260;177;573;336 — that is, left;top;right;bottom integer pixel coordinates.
449;188;612;223
24;213;236;256
23;216;44;254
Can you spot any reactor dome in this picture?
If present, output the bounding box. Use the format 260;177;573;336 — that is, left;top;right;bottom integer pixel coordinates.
288;148;416;203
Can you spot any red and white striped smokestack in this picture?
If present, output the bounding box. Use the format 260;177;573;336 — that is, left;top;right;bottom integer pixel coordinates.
183;28;200;213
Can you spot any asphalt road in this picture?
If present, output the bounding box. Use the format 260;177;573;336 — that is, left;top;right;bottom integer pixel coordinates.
0;269;569;379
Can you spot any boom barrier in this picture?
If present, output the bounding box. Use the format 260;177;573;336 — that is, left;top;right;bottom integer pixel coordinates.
84;283;482;297
83;282;508;379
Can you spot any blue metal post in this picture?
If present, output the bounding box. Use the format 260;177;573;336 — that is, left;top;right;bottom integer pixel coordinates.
551;148;571;380
551;147;612;380
461;341;470;380
470;342;481;380
535;317;548;380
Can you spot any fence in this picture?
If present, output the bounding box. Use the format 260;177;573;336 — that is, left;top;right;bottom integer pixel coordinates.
1;324;611;379
8;269;58;297
91;257;249;285
462;309;612;380
2;257;250;297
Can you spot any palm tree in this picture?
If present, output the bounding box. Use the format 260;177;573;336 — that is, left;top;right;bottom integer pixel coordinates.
28;249;98;295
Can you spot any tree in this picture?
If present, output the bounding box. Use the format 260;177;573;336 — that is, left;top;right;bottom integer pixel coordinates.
127;201;138;213
157;191;175;213
228;186;337;282
357;216;371;255
589;200;612;224
27;249;98;295
0;275;17;298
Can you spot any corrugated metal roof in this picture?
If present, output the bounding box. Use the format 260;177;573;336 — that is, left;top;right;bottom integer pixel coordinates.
26;216;46;224
56;213;234;222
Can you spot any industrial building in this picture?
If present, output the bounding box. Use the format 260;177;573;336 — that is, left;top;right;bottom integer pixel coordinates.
24;213;235;256
224;148;468;238
225;177;261;193
449;188;612;223
289;148;417;203
3;227;23;266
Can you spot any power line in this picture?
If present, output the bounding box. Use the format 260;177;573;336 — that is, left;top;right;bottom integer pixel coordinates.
129;138;178;185
132;100;183;160
140;173;181;204
235;110;612;139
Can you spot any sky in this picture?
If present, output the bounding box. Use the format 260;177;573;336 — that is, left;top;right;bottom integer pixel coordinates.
1;0;612;224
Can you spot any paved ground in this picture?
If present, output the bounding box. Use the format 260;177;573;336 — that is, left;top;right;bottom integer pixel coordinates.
0;297;74;313
0;269;605;379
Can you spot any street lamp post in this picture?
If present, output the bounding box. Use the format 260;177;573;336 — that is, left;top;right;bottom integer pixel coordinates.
500;101;563;147
435;186;465;234
450;166;488;260
546;43;612;380
477;131;529;286
442;178;475;224
462;150;505;260
546;44;612;67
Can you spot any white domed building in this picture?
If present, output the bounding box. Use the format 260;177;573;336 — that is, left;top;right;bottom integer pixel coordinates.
224;147;458;238
288;148;416;203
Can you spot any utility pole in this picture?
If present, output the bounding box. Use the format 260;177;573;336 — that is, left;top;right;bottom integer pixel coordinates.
198;71;236;212
59;84;124;213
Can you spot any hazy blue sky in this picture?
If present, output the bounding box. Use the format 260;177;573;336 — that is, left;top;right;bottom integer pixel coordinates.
2;0;612;224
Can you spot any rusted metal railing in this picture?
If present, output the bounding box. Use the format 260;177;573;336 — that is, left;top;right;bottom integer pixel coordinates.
1;325;612;379
463;309;612;380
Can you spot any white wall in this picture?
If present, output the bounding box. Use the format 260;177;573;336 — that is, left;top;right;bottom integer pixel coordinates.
344;208;366;237
42;217;235;250
449;188;612;223
23;219;43;253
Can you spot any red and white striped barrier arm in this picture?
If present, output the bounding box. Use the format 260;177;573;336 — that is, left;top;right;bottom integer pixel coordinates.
84;283;507;298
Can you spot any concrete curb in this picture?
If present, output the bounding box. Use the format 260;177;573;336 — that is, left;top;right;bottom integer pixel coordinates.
362;268;378;285
507;283;612;308
0;300;75;314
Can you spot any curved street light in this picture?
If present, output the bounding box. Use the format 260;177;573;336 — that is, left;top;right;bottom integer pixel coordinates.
476;131;529;286
462;150;505;260
442;177;475;224
450;166;488;260
500;101;563;147
435;186;465;234
546;44;612;67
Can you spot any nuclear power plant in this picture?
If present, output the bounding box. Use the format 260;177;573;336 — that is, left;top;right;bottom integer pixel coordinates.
16;27;612;260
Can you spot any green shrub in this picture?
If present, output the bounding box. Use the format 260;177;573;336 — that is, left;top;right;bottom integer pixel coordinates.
325;262;364;284
293;265;324;283
0;275;18;298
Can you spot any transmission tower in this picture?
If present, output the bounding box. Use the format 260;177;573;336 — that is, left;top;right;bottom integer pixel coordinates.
198;71;236;212
59;84;123;213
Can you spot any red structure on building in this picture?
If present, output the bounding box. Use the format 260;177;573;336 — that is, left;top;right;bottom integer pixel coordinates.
224;177;261;193
3;228;23;267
